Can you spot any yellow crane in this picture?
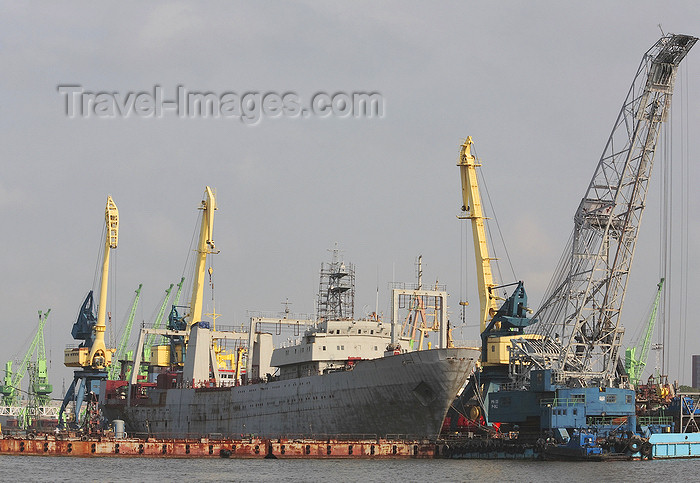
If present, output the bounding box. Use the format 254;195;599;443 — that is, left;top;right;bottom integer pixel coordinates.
457;137;536;366
162;187;218;366
60;196;119;430
89;196;119;369
186;186;217;331
457;137;500;334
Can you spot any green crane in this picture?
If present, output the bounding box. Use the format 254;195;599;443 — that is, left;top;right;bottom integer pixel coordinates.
145;280;180;348
31;309;53;406
0;309;51;407
108;284;142;380
140;278;184;374
625;278;665;386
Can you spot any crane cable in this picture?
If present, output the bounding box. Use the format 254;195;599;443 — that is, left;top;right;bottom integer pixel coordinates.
680;61;690;382
678;61;690;382
658;61;691;382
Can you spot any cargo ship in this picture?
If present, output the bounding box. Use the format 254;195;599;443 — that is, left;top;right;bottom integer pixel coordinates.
97;187;478;440
102;335;475;440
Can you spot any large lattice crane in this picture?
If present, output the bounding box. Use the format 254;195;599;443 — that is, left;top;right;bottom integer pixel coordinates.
519;34;696;387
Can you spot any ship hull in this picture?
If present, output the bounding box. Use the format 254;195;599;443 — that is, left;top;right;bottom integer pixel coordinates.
103;348;477;439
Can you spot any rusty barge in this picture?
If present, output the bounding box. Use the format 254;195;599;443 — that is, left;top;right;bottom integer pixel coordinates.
0;434;439;459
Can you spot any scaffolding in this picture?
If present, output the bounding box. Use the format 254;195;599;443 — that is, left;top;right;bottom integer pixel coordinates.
317;248;355;321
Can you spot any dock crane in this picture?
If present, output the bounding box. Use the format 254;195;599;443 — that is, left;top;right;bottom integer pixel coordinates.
0;309;52;408
145;282;176;349
517;34;696;387
126;187;221;397
167;187;217;365
457;136;536;368
59;196;119;430
186;186;217;331
485;34;696;441
30;309;53;407
108;284;143;380
625;278;664;386
446;138;536;432
133;278;185;376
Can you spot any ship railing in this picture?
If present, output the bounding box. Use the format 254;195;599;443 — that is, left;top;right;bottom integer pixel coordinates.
246;310;316;321
384;434;431;442
119;431;399;443
585;416;629;427
638;416;674;426
498;382;528;391
124;431;266;442
388;282;447;291
539;397;586;407
450;339;480;348
0;405;23;416
212;324;249;333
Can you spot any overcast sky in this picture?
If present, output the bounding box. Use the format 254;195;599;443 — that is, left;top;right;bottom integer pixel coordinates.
1;2;699;395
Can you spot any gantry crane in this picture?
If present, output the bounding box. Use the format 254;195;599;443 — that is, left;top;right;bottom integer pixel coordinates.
108;284;143;380
59;196;119;430
625;278;664;386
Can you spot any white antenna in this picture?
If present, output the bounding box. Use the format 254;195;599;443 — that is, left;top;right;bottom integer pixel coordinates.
375;265;379;315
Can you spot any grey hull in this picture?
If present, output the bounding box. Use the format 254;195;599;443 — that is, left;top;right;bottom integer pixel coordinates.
104;348;477;439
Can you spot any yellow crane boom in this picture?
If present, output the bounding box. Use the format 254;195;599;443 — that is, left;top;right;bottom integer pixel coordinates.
457;137;536;366
457;136;500;333
88;195;118;369
187;186;217;330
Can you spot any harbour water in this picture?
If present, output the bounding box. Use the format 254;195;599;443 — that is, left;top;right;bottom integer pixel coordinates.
0;455;697;482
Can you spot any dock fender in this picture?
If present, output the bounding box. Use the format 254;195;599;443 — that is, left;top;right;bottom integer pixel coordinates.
628;436;642;453
641;441;653;459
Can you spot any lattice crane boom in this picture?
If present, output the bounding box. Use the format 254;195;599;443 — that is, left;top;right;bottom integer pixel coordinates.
108;284;142;380
527;34;696;386
625;278;664;385
145;282;175;348
0;309;51;406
